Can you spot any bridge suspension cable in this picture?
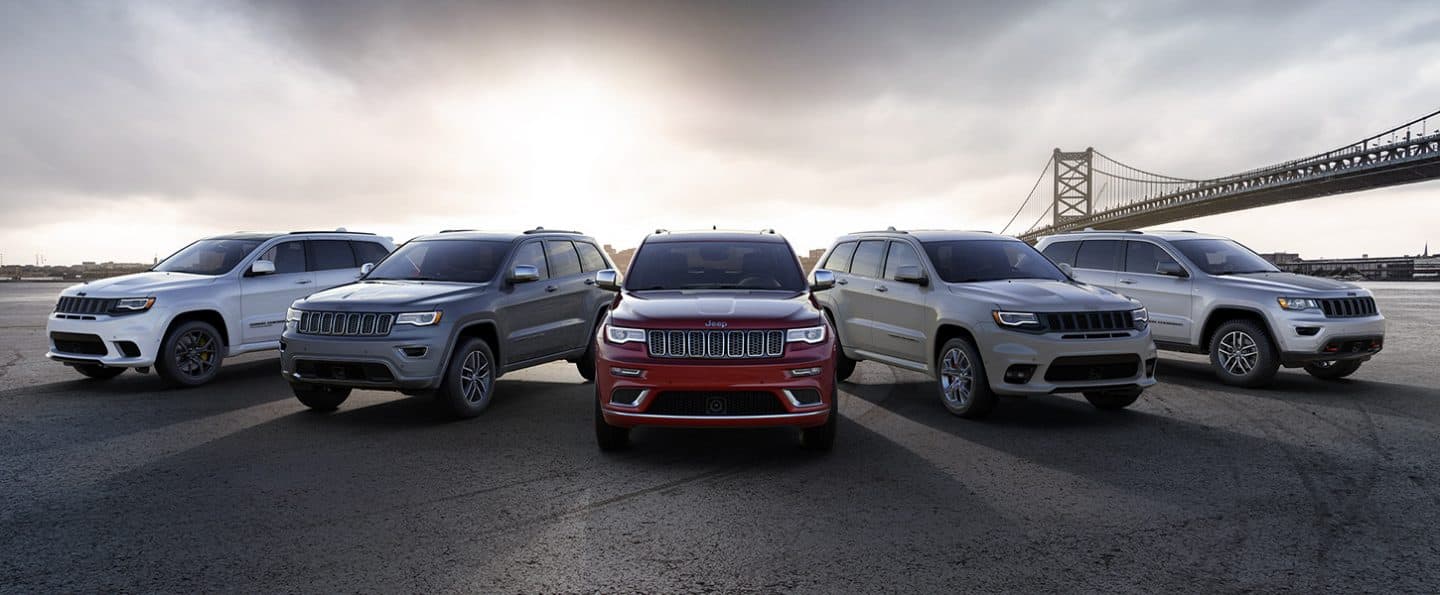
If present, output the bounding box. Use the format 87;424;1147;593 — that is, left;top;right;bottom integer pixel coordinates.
998;154;1055;236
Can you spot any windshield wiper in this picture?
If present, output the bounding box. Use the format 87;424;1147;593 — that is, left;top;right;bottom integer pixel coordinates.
1213;270;1273;276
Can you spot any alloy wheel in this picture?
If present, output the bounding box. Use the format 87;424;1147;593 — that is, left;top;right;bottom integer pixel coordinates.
1217;330;1259;376
459;349;493;404
173;329;218;378
940;347;975;408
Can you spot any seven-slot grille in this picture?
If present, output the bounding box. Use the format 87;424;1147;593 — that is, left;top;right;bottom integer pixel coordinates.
646;329;785;359
296;311;395;336
1318;297;1377;318
1042;311;1134;333
55;297;118;315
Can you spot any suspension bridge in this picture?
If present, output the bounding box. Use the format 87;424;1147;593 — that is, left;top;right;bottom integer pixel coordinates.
1005;108;1440;242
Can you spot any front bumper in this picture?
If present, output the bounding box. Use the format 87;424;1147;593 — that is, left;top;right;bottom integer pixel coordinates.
975;325;1158;396
1271;311;1386;366
279;329;448;391
595;338;835;429
45;311;166;368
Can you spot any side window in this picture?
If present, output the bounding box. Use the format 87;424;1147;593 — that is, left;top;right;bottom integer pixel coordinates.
883;241;921;280
513;241;549;279
310;240;357;271
822;242;858;273
351;241;390;267
849;240;886;278
1041;241;1080;266
575;242;608;272
1125;241;1179;275
259;241;306;274
545;240;583;277
1075;240;1122;271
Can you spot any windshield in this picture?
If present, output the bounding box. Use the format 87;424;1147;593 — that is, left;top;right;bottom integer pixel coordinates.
1171;238;1279;275
922;240;1068;283
365;239;508;283
153;239;264;276
625;241;806;291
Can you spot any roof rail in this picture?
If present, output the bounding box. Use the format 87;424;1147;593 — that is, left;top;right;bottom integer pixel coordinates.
851;226;908;234
288;229;376;235
1064;228;1143;235
438;229;475;233
522;226;584;235
760;228;776;235
1152;229;1198;233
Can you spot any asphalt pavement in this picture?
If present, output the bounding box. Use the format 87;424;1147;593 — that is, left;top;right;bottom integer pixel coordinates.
2;281;1438;593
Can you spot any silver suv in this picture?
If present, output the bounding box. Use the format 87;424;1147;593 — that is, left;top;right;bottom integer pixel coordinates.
1035;230;1385;387
814;229;1157;418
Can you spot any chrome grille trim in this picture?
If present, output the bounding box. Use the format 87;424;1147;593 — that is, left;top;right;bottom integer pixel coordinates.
297;311;395;337
646;329;786;359
1318;297;1377;318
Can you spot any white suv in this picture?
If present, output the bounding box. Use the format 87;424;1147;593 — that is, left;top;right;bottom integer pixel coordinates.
46;231;394;387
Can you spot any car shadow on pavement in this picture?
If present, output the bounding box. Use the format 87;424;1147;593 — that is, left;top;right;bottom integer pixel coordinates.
1157;358;1440;424
9;356;288;398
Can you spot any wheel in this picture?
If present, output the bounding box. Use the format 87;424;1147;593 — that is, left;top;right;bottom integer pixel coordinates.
434;338;497;419
1304;359;1363;380
801;376;838;451
73;364;125;380
594;388;630;451
936;338;996;419
1208;319;1279;388
156;320;224;387
1083;387;1143;410
576;341;597;383
292;383;352;411
825;312;857;382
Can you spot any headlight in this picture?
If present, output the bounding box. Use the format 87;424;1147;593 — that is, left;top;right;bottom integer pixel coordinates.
786;325;827;344
1131;307;1149;330
992;311;1041;328
605;325;647;344
394;311;443;326
1277;297;1319;311
111;297;155;313
286;307;303;323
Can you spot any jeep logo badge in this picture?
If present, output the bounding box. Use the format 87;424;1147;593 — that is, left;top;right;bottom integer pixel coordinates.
705;320;728;328
706;397;726;414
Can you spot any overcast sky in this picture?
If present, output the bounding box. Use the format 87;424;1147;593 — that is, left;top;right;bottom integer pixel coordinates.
2;0;1438;266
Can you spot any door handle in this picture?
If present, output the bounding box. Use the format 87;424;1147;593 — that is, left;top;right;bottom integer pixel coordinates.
545;285;558;293
296;279;312;285
875;285;888;293
1119;279;1137;285
584;278;596;285
836;278;848;285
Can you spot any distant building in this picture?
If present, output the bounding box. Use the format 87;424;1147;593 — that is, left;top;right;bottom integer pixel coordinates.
799;248;826;272
1260;247;1439;281
603;244;636;272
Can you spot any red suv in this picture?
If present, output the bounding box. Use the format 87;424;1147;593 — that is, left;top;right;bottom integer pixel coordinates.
591;230;839;451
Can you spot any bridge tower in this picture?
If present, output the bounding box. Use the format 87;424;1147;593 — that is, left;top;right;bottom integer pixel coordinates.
1052;148;1093;225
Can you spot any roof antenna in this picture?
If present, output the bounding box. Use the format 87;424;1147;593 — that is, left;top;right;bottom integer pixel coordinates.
712;225;717;230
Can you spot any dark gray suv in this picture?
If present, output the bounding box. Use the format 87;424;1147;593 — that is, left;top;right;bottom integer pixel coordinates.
279;228;616;418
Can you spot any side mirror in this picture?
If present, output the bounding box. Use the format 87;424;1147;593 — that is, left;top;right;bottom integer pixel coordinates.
1057;263;1075;279
595;269;621;291
359;263;374;276
1156;261;1188;278
894;265;928;286
508;264;540;284
249;260;276;276
811;269;836;291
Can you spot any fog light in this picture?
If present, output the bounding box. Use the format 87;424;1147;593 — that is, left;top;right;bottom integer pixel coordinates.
784;389;823;406
1145;357;1157;377
610;388;646;406
1003;364;1036;384
1295;326;1320;336
610;367;644;378
788;366;823;378
400;346;428;358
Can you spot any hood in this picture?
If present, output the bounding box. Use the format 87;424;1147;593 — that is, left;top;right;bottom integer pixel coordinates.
1212;272;1367;295
611;290;821;329
296;280;489;311
947;279;1138;311
61;271;216;296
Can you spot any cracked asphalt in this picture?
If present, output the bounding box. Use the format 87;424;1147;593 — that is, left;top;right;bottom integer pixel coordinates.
2;281;1439;593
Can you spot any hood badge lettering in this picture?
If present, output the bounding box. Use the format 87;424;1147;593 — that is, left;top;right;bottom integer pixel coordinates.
705;320;728;328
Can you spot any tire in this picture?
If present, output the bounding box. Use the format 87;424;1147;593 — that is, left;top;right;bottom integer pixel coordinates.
576;341;597;383
594;389;630;451
936;337;996;419
434;338;497;419
73;364;125;380
825;312;857;382
801;376;838;451
1084;387;1143;410
1208;319;1279;388
156;320;225;387
292;383;352;411
1304;359;1363;380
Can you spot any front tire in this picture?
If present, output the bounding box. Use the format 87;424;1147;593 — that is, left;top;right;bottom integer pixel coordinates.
825;312;857;382
73;364;125;380
936;338;996;419
594;390;630;451
292;383;352;411
156;320;224;387
1304;359;1363;380
801;376;838;451
1208;320;1279;388
576;342;597;383
434;338;496;419
1083;387;1143;410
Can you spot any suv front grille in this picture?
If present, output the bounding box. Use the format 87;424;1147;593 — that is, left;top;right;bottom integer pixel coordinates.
1042;311;1134;333
646;330;785;359
50;332;108;356
55;297;118;315
1044;354;1141;382
1318;297;1377;318
645;391;786;416
296;311;395;337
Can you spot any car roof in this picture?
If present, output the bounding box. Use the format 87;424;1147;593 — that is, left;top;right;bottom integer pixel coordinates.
644;230;789;244
836;229;1016;243
1037;230;1227;243
207;231;383;241
408;229;595;243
